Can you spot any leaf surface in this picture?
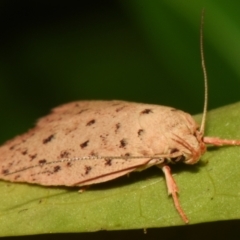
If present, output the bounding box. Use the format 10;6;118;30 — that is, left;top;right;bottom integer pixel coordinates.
0;102;240;236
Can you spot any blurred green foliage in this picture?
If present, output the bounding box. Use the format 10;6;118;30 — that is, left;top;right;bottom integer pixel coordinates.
1;1;240;143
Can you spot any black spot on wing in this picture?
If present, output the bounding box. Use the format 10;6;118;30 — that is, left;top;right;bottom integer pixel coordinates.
14;175;20;180
77;109;89;114
100;134;108;145
115;123;121;133
53;166;61;173
89;151;98;157
84;165;92;175
21;149;28;155
138;129;144;136
39;159;47;165
119;138;127;148
86;119;96;126
9;143;19;150
115;105;126;112
104;158;112;166
66;162;72;167
60;150;71;158
2;169;9;175
141;109;153;114
29;154;37;161
43;134;55;144
80;140;89;149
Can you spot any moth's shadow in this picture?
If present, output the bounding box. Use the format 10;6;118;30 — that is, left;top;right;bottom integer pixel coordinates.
12;144;224;193
15;160;205;192
79;162;203;192
206;145;224;152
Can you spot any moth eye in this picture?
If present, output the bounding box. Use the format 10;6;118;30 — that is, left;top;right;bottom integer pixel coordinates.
170;155;185;163
177;155;186;162
169;148;186;163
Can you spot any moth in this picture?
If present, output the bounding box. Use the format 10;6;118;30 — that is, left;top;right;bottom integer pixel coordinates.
0;12;239;224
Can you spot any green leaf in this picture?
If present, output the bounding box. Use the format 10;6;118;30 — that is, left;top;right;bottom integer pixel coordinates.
0;102;240;236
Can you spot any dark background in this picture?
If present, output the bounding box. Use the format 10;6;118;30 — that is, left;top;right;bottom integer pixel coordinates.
0;1;240;239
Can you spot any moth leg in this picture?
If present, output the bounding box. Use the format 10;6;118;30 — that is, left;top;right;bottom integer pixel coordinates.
159;165;189;223
204;136;240;146
78;186;89;193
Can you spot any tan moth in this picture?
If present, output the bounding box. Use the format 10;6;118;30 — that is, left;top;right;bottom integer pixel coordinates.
0;12;240;224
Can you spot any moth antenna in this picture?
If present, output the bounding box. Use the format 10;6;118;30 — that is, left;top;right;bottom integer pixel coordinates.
200;9;208;134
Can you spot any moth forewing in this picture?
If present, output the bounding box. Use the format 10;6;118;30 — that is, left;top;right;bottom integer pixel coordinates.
0;101;198;187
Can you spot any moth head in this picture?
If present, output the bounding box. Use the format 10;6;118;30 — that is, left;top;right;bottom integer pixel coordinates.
170;129;206;165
